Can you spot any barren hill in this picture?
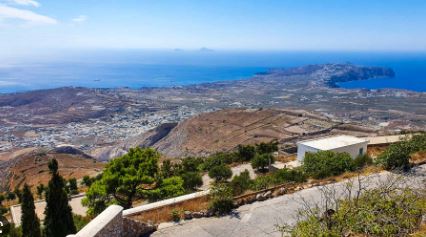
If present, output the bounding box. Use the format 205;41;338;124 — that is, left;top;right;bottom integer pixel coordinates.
123;108;379;158
0;147;104;191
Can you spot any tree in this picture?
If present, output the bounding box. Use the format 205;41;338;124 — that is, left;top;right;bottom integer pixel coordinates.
376;142;411;171
81;175;93;187
303;151;354;179
208;164;232;182
181;171;203;190
68;178;78;195
237;145;256;161
251;153;274;171
44;159;76;237
36;184;45;200
6;192;16;201
256;141;278;154
13;186;22;203
0;194;5;205
230;170;252;195
21;184;41;237
159;176;185;199
83;147;160;211
209;183;234;215
161;160;174;178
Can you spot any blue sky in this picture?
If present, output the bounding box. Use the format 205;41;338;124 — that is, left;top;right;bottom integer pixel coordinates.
1;0;426;58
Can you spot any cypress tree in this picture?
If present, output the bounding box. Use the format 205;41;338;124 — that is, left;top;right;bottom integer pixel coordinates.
44;159;76;237
21;184;41;237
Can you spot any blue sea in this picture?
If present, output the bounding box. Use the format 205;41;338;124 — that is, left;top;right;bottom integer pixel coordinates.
0;51;425;93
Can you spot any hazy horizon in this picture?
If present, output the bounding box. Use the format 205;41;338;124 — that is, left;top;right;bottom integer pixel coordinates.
1;0;426;60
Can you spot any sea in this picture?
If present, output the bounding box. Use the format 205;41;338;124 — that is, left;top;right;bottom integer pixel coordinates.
0;50;425;93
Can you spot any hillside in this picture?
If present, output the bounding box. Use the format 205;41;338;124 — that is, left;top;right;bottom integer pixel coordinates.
0;147;104;191
93;108;380;159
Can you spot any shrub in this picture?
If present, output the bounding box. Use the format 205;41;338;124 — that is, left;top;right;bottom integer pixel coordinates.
255;141;278;154
68;178;78;195
286;187;426;236
237;145;256;161
181;171;203;191
73;214;91;232
208;164;232;182
376;142;411;171
81;175;93;187
181;157;204;173
170;209;181;222
209;183;234;215
250;175;274;191
161;160;174;178
353;154;373;169
377;134;426;171
230;170;252;195
273;167;306;184
251;153;274;172
303;151;354;179
158;176;185;199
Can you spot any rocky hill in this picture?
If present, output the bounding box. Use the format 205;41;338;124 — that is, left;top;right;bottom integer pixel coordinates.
92;108;380;159
0;147;104;191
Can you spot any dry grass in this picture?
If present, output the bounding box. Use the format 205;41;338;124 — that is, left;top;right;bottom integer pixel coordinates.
275;154;296;163
410;151;426;164
129;195;210;224
411;224;426;237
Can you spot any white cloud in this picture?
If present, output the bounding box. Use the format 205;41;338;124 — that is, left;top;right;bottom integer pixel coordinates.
11;0;40;7
0;4;57;24
72;15;87;23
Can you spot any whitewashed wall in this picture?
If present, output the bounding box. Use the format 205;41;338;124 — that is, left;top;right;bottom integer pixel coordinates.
297;141;368;161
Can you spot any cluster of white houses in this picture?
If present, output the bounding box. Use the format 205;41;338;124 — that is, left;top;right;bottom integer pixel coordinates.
296;135;369;161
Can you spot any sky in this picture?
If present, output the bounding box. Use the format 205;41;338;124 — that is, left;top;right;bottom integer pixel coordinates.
1;0;426;59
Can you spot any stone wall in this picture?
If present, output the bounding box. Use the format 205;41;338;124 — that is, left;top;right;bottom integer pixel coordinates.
123;217;156;237
69;191;210;236
68;205;123;237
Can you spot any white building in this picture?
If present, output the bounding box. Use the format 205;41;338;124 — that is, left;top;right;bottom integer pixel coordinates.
296;135;368;161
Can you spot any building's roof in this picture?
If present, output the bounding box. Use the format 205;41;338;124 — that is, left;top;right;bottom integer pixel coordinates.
297;135;368;150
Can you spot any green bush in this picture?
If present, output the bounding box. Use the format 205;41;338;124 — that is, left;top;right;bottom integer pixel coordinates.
273;167;306;184
230;170;252;195
237;144;256;161
250;175;274;191
286;187;426;237
208;164;232;182
251;153;274;172
170;209;181;222
73;214;91;232
209;183;234;215
181;171;203;191
303;151;354;179
255;141;278;154
353;154;373;169
376;142;411;171
377;134;426;171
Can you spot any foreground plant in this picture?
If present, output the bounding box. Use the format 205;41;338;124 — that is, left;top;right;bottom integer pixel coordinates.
277;175;426;237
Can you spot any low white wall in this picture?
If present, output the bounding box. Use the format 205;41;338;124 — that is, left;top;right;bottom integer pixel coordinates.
297;142;368;161
68;205;123;237
331;142;368;159
296;144;318;161
123;190;210;217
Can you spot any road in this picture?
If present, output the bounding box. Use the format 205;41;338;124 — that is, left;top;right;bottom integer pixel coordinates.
10;194;87;226
152;165;426;237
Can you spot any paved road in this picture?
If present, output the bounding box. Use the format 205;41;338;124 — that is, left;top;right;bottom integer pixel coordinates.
152;165;426;237
10;194;87;226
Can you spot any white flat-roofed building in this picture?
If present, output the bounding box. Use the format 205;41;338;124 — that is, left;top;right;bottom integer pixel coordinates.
296;135;368;161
